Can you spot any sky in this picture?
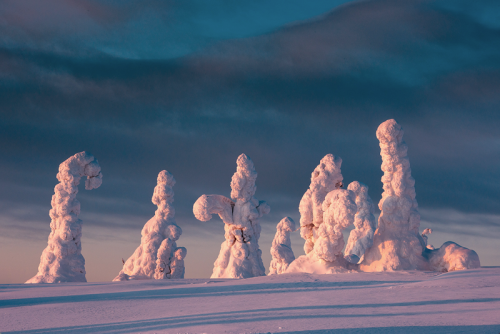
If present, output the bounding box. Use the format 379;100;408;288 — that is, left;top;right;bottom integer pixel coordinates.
0;0;499;284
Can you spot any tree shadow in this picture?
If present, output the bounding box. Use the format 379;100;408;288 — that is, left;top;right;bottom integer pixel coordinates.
6;298;500;333
0;279;419;308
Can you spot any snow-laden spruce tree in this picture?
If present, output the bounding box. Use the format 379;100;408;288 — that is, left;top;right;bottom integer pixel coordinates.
287;188;357;274
114;170;185;281
344;181;376;264
26;151;103;283
360;119;429;271
193;154;270;278
269;217;296;275
299;154;343;255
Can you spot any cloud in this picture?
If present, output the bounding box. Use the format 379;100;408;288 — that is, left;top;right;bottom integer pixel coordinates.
0;0;499;279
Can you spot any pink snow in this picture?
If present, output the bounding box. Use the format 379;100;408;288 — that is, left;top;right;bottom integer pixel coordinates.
2;268;499;333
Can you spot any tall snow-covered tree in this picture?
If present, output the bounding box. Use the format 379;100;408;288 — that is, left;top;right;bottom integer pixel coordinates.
193;154;270;278
26;151;102;283
360;119;429;271
114;170;185;281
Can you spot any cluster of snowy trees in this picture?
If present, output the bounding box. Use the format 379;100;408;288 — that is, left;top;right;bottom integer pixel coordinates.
26;119;480;284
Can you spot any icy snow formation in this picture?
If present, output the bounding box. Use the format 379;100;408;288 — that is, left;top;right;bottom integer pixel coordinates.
344;181;376;262
26;152;103;283
360;119;428;272
421;228;432;248
193;154;270;278
288;188;357;274
269;217;296;275
425;241;480;272
299;154;343;254
114;170;185;281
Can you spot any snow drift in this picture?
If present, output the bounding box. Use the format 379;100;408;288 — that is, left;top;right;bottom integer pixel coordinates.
26;151;103;283
269;217;296;275
298;154;343;255
193;154;270;278
344;181;376;263
425;241;480;272
114;170;185;281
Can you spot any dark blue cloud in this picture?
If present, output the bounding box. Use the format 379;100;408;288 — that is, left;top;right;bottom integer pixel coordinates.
0;0;499;232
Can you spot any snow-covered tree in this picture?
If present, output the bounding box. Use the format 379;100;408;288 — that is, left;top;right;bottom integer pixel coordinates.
114;170;185;281
26;151;103;283
299;154;343;254
360;119;429;271
193;154;270;278
170;247;187;279
269;217;296;275
288;188;356;274
344;181;376;263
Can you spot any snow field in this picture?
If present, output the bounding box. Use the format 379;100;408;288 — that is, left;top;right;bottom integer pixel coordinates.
2;268;499;333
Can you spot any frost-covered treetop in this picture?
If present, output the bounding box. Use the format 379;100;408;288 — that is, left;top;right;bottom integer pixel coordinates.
309;154;343;192
152;170;176;223
56;151;103;191
230;153;258;202
278;217;296;232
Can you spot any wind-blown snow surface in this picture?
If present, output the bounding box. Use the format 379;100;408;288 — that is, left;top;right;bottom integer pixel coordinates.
1;268;499;333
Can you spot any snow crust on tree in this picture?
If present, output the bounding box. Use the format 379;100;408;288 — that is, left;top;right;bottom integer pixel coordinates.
344;181;376;262
425;241;480;272
421;228;432;248
299;154;343;255
360;119;428;272
269;217;296;275
114;170;185;281
193;154;270;278
287;188;357;274
26;151;103;283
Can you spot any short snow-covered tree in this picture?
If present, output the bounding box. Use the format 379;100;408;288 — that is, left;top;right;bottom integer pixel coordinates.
193;154;270;278
344;181;376;263
170;247;187;279
114;170;185;281
299;154;343;254
26;151;103;283
269;217;296;275
288;187;357;274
